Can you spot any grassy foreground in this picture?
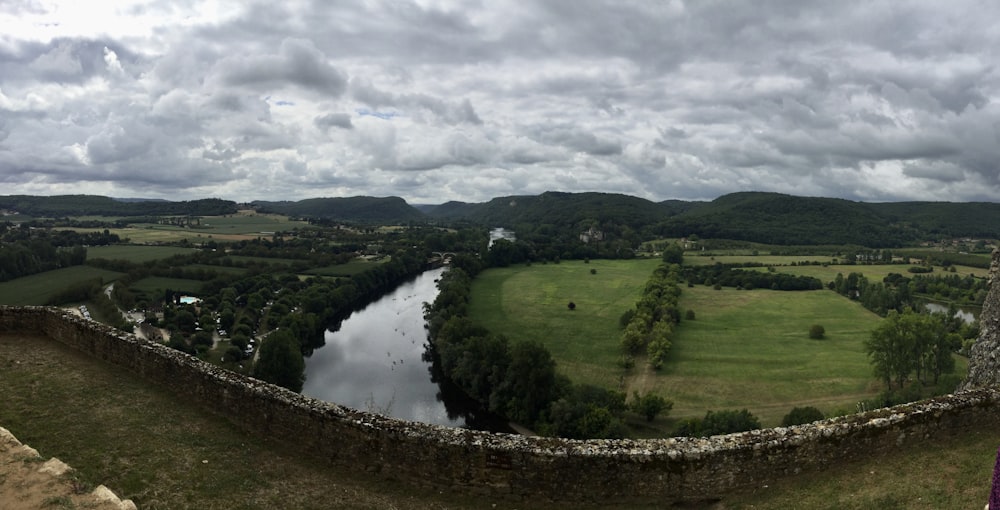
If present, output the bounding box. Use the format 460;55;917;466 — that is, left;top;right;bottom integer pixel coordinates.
1;334;996;509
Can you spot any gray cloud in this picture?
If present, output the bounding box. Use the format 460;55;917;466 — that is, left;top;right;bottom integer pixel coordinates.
1;0;1000;204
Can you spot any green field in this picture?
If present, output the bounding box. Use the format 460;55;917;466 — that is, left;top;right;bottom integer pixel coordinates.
130;276;204;296
68;212;311;244
86;245;198;263
0;266;125;305
468;259;970;428
303;259;385;277
659;286;888;425
468;258;664;388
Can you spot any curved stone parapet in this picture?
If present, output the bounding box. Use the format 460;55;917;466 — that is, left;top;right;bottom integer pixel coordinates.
2;305;998;503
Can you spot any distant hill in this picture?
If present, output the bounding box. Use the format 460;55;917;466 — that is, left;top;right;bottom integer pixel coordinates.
654;192;1000;247
423;191;675;230
251;196;425;223
0;195;237;217
4;192;998;246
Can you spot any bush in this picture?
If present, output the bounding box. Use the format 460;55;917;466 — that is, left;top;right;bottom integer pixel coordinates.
781;406;825;426
685;309;696;320
700;409;760;435
808;324;825;339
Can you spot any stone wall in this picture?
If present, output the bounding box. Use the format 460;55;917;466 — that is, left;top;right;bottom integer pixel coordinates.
962;247;1000;390
3;305;999;504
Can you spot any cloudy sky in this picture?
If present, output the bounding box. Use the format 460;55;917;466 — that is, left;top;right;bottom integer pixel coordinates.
1;1;999;204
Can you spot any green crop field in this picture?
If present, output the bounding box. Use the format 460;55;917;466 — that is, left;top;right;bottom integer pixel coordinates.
0;267;125;305
468;259;970;429
86;245;197;263
130;276;204;296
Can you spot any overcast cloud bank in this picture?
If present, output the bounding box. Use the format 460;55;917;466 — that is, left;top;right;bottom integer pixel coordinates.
1;1;999;204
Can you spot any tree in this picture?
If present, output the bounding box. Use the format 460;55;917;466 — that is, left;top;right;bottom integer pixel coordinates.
253;331;305;392
809;324;825;339
630;391;672;422
567;301;576;311
865;310;915;389
662;243;684;265
864;309;954;389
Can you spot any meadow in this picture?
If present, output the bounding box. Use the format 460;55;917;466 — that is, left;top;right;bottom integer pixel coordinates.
67;212;311;244
86;245;197;263
468;259;970;428
468;258;663;388
130;276;204;297
0;266;125;305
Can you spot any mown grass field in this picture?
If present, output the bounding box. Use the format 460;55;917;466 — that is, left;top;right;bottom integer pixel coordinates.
130;276;204;296
659;286;889;425
468;258;663;389
0;266;125;305
1;334;995;509
468;259;970;429
86;245;197;263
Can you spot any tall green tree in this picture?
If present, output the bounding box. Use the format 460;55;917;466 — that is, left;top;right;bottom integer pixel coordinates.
253;330;305;392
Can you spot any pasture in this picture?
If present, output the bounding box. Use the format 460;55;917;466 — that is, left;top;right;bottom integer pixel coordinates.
130;276;204;297
68;212;311;244
468;259;968;428
86;245;197;263
655;285;887;425
0;266;124;305
468;258;663;389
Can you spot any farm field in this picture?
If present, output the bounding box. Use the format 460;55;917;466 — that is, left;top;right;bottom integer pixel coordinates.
659;286;898;425
686;257;990;283
468;260;970;428
86;245;197;263
468;258;663;389
130;276;204;297
0;266;125;305
67;212;311;244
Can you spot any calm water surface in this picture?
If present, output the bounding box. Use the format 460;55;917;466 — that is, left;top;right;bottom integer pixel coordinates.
302;267;469;427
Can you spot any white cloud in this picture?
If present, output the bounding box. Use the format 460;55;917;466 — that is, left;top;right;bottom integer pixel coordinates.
2;0;1000;203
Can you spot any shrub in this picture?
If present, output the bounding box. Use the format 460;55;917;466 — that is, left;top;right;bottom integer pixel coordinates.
781;406;825;426
809;324;825;339
685;309;696;320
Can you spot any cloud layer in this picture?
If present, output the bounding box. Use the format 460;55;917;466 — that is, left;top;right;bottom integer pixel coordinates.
1;1;999;203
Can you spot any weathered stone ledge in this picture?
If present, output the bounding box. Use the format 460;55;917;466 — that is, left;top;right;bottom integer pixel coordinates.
2;305;997;503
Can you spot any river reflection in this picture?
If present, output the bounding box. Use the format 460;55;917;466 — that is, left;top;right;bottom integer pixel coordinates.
302;267;505;430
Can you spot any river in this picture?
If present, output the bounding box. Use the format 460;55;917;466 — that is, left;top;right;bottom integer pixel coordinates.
924;302;977;324
301;267;507;431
